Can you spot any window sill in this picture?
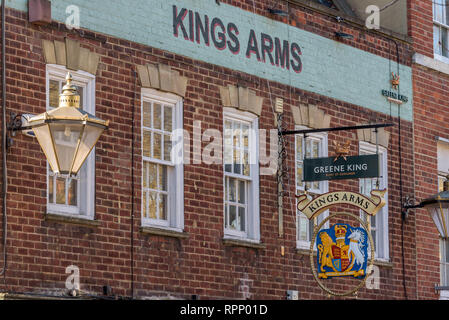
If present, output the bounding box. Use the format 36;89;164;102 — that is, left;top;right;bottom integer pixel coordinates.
413;52;449;76
44;212;100;228
439;290;449;300
222;238;266;250
373;259;393;268
139;226;189;239
296;247;316;256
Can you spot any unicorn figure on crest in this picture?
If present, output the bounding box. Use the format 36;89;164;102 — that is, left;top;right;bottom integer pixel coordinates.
347;229;366;271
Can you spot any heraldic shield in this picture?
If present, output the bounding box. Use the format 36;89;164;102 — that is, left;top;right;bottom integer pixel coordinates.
316;223;368;279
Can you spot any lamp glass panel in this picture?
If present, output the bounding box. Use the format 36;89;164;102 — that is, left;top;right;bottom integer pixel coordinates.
32;124;59;173
429;206;449;238
71;124;105;174
49;122;84;174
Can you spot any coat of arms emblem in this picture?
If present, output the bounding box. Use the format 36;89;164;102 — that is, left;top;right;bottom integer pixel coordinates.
316;223;368;279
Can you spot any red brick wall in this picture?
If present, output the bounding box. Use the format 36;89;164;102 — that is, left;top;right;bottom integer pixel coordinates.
408;0;434;57
0;3;422;299
408;0;447;300
412;65;449;299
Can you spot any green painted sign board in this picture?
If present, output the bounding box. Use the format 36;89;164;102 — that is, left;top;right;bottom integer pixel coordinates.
303;154;379;181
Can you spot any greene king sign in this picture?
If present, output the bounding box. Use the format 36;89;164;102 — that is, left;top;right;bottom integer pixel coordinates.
303;154;379;181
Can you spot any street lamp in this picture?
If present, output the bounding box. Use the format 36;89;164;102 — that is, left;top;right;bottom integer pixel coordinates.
404;174;449;239
421;175;449;239
28;72;109;176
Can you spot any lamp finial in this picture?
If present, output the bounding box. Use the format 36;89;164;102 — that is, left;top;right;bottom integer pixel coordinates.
59;72;80;108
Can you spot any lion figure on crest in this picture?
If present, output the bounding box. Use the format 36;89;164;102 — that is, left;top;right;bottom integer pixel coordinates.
318;232;335;272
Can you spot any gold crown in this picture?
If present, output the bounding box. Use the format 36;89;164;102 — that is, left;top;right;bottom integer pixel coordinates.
334;225;347;238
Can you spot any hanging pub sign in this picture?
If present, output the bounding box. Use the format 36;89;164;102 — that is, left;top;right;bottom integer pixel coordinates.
303;154;379;182
294;135;387;297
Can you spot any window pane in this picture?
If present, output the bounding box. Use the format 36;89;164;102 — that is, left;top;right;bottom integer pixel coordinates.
163;134;172;162
143;131;152;157
443;27;449;58
445;240;449;263
56;177;66;204
224;136;232;172
239;207;245;232
75;86;84;109
159;165;167;191
229;178;236;202
306;140;311;159
229;205;237;229
49;80;60;109
443;264;449;286
148;192;157;219
296;136;303;160
68;179;77;206
143;191;147;218
148;163;157;189
159;194;168;220
234;148;241;174
308;219;315;241
153;133;162;159
435;25;442;56
164;105;172;131
298;215;308;241
435;0;444;23
238;180;245;204
153;103;162;130
243;150;249;176
312;140;319;158
242;124;249;148
446;0;449;25
233;122;241;148
225;205;228;227
296;163;303;188
143;162;147;188
143;101;152;128
48;175;54;204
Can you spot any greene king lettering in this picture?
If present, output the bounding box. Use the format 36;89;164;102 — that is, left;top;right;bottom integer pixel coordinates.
172;5;303;73
313;163;368;174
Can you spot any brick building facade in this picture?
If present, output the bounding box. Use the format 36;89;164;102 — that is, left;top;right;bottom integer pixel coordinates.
409;0;449;300
0;0;444;300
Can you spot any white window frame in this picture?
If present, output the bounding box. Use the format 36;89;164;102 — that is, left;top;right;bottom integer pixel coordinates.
441;239;449;288
141;88;184;232
359;141;389;261
433;0;449;64
295;127;328;250
438;138;449;190
438;138;449;288
46;64;96;220
223;107;260;243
